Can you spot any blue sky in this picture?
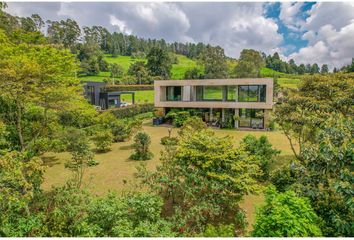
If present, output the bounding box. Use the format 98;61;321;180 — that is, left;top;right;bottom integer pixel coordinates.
5;2;354;68
264;2;316;55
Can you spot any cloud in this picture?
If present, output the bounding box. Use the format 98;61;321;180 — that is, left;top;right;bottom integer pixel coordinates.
289;2;354;68
279;2;304;31
5;2;283;58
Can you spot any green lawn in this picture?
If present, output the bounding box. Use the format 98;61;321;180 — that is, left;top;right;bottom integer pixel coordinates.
277;77;300;88
41;122;295;231
121;90;154;104
171;54;203;79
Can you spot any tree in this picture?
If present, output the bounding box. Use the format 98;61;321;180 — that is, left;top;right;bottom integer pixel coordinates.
92;128;113;152
184;67;201;79
240;135;280;181
274;73;354;159
200;45;228;79
138;128;260;235
252;186;322;237
310;63;320;74
146;47;172;79
128;61;151;84
64;128;95;188
130;132;153;160
0;30;84;152
109;63;124;84
296;116;353;236
77;40;106;75
298;63;306;74
47;19;81;50
0;151;44;236
235;49;264;77
320;64;329;74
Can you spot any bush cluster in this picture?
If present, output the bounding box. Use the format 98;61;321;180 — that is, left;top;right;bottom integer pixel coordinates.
107;104;154;119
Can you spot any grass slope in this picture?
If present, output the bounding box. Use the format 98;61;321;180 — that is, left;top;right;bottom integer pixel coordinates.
41;122;295;232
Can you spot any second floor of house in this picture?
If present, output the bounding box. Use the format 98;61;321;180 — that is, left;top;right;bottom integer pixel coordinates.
154;78;274;109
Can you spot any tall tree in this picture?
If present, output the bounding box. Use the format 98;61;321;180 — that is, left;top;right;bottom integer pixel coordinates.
146;47;172;79
199;45;228;79
235;49;264;77
47;18;81;50
320;64;329;74
311;63;320;74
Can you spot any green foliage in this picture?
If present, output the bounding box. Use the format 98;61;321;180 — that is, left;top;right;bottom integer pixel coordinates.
166;110;191;127
297;116;353;236
109;63;124;81
199;45;228;79
108;103;154;119
201;224;235;237
178;116;207;136
138;128;260;235
86;192;174;237
64;128;95;188
184;67;201;79
92;128;113;152
235;49;264;77
146;47;172;79
240;135;281;181
270;163;301;192
252;186;322;237
160;136;178;146
130;132;153;161
0;151;44;237
128;61;152;84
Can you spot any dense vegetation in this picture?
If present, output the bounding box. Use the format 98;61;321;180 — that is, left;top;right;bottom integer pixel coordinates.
0;3;353;237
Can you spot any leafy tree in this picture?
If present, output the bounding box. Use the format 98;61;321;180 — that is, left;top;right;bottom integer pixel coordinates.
310;63;320;74
146;47;172;79
77;40;106;75
64;129;95;188
184;67;201;79
138;128;260;235
270;163;302;192
298;63;306;74
235;49;264;77
128;61;151;84
274;73;354;159
320;64;329;74
240;135;280;181
46;19;81;50
252;186;322;237
92;128;113;152
0;151;44;236
199;45;228;79
296;116;353;236
130;132;153;160
178;116;207;136
109;63;124;84
0;30;83;152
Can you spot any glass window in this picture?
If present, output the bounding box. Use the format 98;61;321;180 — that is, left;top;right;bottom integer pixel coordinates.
239;109;264;128
238;86;249;102
259;85;266;102
238;85;266;102
166;86;182;101
227;86;237;101
202;86;223;101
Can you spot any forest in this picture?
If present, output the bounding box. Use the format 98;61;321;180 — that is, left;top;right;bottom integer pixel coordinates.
0;2;353;237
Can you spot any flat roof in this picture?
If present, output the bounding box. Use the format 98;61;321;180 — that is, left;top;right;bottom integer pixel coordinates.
154;78;273;86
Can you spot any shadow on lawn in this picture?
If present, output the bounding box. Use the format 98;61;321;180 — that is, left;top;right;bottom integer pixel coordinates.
41;155;61;167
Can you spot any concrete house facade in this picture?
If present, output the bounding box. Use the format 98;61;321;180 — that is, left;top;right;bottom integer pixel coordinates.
154;78;274;129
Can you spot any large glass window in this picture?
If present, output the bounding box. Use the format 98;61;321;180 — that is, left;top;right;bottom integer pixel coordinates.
196;86;223;101
238;85;266;102
166;86;182;101
227;86;237;101
239;109;264;128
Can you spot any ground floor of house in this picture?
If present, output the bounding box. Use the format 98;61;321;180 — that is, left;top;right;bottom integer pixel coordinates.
156;107;272;130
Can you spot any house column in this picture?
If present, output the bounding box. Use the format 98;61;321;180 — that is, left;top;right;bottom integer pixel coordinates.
222;108;225;122
234;109;239;128
209;108;213;122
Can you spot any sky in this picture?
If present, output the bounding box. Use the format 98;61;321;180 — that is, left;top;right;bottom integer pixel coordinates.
5;2;354;68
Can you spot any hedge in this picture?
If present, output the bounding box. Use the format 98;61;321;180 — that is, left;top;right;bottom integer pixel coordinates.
105;85;154;91
104;103;154;119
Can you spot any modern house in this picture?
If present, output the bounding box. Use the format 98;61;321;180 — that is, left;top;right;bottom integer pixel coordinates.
154;78;274;129
82;81;135;110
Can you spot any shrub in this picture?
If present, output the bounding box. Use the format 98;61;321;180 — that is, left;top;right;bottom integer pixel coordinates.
160;136;178;146
270;163;302;192
92;129;113;152
201;224;235;237
178;116;206;136
252;186;322;237
107;104;154;119
240;135;280;181
130;132;153;160
166;111;190;127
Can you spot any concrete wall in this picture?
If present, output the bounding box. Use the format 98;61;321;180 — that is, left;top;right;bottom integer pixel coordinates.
154;78;274;110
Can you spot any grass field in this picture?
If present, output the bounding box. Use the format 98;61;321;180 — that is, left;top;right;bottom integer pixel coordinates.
120;90;154;104
41;122;295;232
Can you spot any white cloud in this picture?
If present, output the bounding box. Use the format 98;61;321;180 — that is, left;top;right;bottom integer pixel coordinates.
279;2;304;31
289;2;354;68
109;16;132;35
